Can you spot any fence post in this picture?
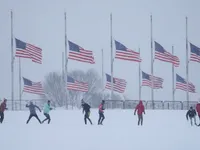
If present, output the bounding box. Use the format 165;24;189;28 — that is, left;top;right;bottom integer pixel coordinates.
181;101;183;110
162;101;164;109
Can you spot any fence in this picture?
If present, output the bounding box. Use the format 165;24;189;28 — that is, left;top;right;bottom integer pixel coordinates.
104;100;198;110
3;99;199;110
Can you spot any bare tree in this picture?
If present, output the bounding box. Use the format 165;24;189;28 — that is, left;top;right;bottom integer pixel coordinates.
43;72;66;106
42;69;124;108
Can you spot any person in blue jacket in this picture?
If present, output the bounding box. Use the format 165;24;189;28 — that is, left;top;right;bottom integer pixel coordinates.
42;100;53;124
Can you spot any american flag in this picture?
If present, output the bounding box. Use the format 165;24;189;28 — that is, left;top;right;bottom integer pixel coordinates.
68;41;95;64
155;41;179;67
114;40;141;62
142;71;163;89
15;38;42;64
67;76;88;92
23;77;44;95
176;74;195;93
190;43;200;63
105;73;127;93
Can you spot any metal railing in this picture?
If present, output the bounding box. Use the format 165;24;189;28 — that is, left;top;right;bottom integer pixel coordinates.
104;100;198;110
2;99;198;110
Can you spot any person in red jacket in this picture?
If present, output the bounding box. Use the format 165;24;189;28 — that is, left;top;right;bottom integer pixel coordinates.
196;101;200;126
98;100;105;125
134;100;145;126
0;98;8;123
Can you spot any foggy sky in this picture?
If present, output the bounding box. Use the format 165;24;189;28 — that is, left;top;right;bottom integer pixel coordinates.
1;0;200;101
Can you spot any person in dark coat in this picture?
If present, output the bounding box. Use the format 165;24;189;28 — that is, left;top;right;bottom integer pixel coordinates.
134;100;145;126
0;98;8;123
26;101;42;124
186;106;197;126
98;100;105;125
81;100;92;125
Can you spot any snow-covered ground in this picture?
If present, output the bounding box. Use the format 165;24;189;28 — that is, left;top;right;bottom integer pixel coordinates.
0;109;199;150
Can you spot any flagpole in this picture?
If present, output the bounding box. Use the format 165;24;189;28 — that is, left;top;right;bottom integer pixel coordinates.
64;12;68;109
139;47;141;100
62;52;64;81
11;10;14;110
186;16;189;109
150;14;154;109
19;58;22;110
110;13;114;100
102;49;104;100
172;45;175;109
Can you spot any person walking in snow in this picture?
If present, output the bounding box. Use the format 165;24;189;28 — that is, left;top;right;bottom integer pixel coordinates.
186;106;197;126
0;98;8;123
134;100;145;126
81;99;92;125
98;100;105;125
196;101;200;126
26;101;42;124
42;100;53;124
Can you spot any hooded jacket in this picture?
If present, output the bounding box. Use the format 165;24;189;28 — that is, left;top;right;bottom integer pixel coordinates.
43;103;52;114
196;103;200;116
134;101;145;115
98;102;105;113
26;103;41;114
0;100;7;112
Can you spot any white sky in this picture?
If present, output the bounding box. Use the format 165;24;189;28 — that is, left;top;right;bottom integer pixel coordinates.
1;0;200;101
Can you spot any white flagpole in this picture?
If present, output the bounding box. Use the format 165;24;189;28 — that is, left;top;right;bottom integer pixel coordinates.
11;10;14;110
19;58;22;110
186;17;189;109
150;14;154;109
64;12;69;109
172;46;175;109
139;47;141;100
102;49;104;100
110;13;114;100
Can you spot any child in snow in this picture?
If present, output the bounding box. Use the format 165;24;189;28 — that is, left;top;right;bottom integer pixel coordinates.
0;98;8;123
134;100;145;126
26;101;42;124
42;100;53;124
81;99;92;125
98;100;105;125
186;106;197;126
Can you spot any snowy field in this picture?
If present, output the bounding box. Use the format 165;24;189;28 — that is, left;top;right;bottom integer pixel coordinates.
0;109;199;150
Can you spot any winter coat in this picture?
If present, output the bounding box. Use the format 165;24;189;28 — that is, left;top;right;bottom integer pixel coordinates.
82;103;91;113
196;103;200;116
43;103;52;114
186;109;196;119
134;101;145;115
98;103;105;114
26;103;41;114
0;101;7;112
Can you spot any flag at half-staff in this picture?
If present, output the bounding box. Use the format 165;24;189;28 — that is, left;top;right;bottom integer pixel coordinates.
68;40;95;64
67;76;88;92
142;71;163;89
176;74;195;93
105;73;127;93
190;43;200;63
15;38;42;64
114;40;141;62
23;77;44;95
154;41;179;67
